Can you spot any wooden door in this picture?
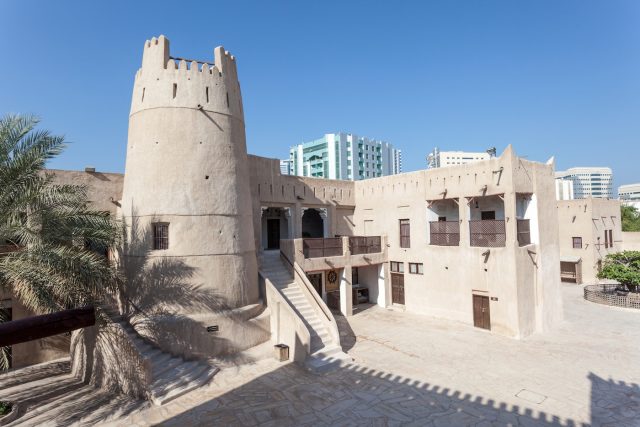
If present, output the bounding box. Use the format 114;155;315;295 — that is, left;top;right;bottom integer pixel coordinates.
267;219;280;249
473;295;491;330
391;273;405;305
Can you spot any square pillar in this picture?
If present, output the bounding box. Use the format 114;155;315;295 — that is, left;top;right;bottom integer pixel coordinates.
340;266;353;316
459;198;470;247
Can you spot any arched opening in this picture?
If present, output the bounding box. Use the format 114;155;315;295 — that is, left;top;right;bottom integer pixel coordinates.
302;209;324;238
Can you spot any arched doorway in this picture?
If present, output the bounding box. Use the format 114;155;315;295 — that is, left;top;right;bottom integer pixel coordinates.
302;209;324;238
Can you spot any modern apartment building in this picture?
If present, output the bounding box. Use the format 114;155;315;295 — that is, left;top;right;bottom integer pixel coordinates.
289;133;402;180
279;159;292;175
619;183;640;209
555;167;613;199
555;179;574;200
426;147;494;168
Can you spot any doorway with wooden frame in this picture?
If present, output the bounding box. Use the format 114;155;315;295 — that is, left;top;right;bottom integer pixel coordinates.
472;294;491;330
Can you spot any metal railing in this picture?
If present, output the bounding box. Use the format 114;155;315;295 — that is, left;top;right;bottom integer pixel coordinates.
469;220;506;247
303;238;343;258
429;221;460;246
349;236;382;255
517;219;531;246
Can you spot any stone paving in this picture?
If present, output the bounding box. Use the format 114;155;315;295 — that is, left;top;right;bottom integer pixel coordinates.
98;284;639;426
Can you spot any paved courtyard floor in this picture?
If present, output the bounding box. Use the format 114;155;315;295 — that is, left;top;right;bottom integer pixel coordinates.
99;283;639;426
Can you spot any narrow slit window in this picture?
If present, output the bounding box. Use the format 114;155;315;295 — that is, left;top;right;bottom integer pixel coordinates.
399;219;411;248
141;87;145;102
226;92;229;107
173;83;177;99
206;87;209;103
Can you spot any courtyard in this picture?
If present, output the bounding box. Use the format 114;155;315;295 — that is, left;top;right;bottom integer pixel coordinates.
97;283;639;426
3;283;639;426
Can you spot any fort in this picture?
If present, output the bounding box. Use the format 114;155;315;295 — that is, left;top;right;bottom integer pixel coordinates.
1;36;632;414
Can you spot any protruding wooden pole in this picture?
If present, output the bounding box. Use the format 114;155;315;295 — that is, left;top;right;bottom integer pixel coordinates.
0;306;95;347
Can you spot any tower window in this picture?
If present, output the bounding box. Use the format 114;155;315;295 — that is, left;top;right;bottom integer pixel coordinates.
206;87;209;103
173;83;177;99
142;87;145;102
226;92;229;107
153;223;169;250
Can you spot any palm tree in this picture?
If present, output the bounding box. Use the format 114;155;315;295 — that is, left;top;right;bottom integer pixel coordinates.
0;114;121;370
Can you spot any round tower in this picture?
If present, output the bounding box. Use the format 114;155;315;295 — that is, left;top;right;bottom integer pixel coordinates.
120;35;259;310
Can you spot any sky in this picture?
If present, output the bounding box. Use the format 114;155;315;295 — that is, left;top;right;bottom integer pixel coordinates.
1;0;639;189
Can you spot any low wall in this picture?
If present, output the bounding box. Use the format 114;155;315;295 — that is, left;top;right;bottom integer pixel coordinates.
584;284;640;310
260;273;310;364
621;232;640;251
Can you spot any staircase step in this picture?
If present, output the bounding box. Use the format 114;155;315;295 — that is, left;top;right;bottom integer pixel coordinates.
150;364;219;406
152;357;184;378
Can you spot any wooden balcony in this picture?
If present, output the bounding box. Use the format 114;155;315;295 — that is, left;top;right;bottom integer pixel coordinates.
348;236;382;255
429;221;460;246
303;238;343;258
469;220;506;247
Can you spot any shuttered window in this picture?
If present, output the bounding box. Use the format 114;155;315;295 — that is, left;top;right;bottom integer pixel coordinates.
153;223;169;250
572;237;582;249
409;263;423;275
390;261;404;273
399;219;410;248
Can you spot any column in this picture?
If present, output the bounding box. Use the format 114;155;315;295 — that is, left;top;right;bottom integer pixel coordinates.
340;265;353;316
283;207;294;240
319;208;329;238
459;198;470;247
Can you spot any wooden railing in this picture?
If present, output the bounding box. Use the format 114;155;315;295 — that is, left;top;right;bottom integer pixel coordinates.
469;220;506;247
429;221;460;246
303;238;342;258
349;236;382;255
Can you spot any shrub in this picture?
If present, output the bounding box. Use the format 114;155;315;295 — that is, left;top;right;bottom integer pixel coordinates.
597;251;640;287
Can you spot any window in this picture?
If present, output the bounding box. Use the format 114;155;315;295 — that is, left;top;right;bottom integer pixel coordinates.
604;230;609;248
390;261;404;273
153;223;169;250
352;267;359;285
399;219;410;248
438;216;446;222
609;230;613;248
409;263;423;275
572;237;582;249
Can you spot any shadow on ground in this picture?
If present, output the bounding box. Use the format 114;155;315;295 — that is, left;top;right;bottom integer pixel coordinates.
155;362;639;426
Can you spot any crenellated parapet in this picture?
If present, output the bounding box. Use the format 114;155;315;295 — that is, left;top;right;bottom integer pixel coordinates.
131;35;243;120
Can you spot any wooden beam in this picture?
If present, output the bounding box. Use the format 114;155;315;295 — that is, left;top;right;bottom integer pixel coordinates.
0;306;95;347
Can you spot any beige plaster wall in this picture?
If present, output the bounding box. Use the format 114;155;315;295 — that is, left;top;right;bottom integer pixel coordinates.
351;146;561;338
556;199;622;284
621;232;640;251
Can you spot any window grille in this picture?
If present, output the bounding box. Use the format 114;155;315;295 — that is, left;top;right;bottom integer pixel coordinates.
153;223;169;250
399;219;410;248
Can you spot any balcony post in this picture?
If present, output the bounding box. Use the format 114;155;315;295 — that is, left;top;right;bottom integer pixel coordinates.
319;208;329;238
459;198;470;247
504;192;518;246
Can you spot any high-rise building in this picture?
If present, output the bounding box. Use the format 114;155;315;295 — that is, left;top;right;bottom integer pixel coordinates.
426;147;495;168
619;183;640;210
289;132;401;180
555;167;613;199
555;179;575;200
279;159;292;175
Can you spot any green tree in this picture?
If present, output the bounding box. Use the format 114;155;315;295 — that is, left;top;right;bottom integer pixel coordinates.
597;251;640;290
621;205;640;232
0;114;121;370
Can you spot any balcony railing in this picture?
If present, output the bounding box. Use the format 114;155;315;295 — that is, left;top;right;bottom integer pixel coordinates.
469;220;506;247
429;221;460;246
517;219;531;246
303;238;343;258
349;236;382;255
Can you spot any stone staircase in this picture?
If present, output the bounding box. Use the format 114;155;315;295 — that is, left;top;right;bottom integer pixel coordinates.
259;250;351;373
106;309;219;405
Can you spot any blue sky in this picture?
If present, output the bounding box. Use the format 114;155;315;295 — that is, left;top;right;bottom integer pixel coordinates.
1;1;639;188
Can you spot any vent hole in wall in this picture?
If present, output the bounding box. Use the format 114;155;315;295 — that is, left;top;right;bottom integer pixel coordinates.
205;175;209;180
173;83;177;99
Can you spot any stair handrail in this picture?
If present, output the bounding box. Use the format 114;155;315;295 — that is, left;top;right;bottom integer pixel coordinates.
280;250;341;347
